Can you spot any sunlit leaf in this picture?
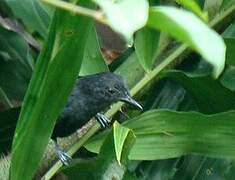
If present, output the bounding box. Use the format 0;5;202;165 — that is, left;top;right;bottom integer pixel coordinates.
113;121;135;164
93;0;149;41
148;6;226;78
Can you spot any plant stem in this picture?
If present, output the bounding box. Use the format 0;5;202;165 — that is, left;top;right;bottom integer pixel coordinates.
41;0;106;23
42;3;235;180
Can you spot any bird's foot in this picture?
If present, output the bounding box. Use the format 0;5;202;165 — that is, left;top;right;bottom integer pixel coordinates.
56;148;72;166
95;113;110;128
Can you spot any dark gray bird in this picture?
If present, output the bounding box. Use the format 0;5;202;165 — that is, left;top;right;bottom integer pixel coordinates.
52;72;142;164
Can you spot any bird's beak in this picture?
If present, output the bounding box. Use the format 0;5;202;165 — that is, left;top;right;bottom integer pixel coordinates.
120;93;143;111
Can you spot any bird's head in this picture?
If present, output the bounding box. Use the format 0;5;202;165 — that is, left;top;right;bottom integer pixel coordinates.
79;72;142;110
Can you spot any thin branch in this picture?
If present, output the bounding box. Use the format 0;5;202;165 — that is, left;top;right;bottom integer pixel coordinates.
41;0;106;24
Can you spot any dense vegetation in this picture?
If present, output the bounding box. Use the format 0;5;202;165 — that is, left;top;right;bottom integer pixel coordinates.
1;0;235;179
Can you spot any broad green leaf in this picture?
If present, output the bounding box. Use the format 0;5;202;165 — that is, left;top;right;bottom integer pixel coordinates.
164;70;235;113
148;6;226;78
126;110;235;160
62;123;135;179
93;0;149;41
175;0;208;21
10;0;94;179
86;110;235;160
79;23;108;76
113;121;135;165
134;27;160;71
5;0;52;38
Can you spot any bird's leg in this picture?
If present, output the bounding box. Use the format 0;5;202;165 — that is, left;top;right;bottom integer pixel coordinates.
54;139;72;166
95;113;111;128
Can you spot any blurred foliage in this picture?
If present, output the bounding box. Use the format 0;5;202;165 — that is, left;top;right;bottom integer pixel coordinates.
0;0;235;179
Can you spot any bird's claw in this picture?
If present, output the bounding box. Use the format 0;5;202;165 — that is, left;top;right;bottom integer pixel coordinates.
56;148;72;166
95;113;110;128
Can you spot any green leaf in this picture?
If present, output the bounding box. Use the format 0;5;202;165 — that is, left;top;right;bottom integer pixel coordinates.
86;110;235;160
10;1;94;179
79;22;108;76
93;0;149;41
62;123;135;179
4;0;52;38
148;6;226;78
134;27;160;71
164;70;235;113
125;110;235;160
113;121;135;165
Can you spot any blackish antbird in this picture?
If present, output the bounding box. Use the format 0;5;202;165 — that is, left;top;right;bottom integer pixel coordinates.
52;72;142;164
